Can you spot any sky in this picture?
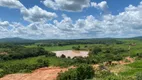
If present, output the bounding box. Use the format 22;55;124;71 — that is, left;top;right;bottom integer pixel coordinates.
0;0;142;39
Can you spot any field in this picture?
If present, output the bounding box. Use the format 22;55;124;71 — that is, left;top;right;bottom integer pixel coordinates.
26;44;90;51
120;60;142;76
0;56;72;68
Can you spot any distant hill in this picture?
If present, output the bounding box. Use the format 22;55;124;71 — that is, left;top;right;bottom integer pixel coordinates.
0;37;35;43
132;36;142;39
0;36;141;43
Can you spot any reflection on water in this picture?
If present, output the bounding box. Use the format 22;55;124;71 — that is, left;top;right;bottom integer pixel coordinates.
53;50;88;58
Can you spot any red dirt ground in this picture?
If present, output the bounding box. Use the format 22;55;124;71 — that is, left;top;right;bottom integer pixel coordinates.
0;67;68;80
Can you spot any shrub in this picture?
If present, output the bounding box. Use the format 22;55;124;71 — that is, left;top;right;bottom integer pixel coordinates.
57;64;94;80
37;58;49;67
136;53;142;58
89;47;102;55
76;64;94;80
73;56;87;63
0;69;5;77
0;58;49;77
61;54;66;58
72;46;80;50
0;47;51;61
136;72;142;80
45;52;56;57
57;69;77;80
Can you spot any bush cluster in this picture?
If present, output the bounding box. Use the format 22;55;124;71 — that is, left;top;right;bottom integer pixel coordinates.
0;47;55;61
0;58;49;77
57;64;94;80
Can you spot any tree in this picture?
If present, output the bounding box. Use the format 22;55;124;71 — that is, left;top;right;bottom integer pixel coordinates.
72;46;80;50
61;54;66;58
90;47;102;55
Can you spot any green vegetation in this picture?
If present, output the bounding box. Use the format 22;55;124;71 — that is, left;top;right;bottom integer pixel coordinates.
120;60;142;76
26;44;88;51
0;56;49;77
57;64;94;80
0;38;142;80
0;46;55;60
25;38;121;51
0;56;74;77
136;72;142;80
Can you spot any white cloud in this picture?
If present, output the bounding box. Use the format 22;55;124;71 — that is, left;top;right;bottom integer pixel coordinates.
91;2;97;7
11;22;61;39
0;0;24;9
54;14;75;31
20;6;57;22
0;1;142;39
91;1;109;13
0;21;10;27
0;21;12;38
0;0;57;23
49;1;142;38
98;1;108;11
42;0;58;10
42;0;90;12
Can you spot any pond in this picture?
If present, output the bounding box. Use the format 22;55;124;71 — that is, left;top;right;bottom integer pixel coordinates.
53;50;89;58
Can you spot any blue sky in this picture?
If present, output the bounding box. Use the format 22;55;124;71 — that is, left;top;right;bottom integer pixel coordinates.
0;0;142;39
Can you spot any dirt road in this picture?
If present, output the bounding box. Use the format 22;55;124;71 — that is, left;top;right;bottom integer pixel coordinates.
0;67;67;80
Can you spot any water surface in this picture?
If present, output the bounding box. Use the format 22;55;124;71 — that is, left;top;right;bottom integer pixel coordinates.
53;50;88;58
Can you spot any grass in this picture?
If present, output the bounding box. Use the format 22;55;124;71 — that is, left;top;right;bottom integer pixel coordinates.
120;68;142;76
46;56;73;67
0;56;73;68
128;60;142;68
44;45;81;51
119;60;142;76
26;44;91;51
109;65;130;74
25;39;142;52
0;56;45;66
0;56;75;77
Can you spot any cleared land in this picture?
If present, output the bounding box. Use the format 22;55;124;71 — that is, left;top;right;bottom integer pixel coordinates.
25;44;87;51
0;67;68;80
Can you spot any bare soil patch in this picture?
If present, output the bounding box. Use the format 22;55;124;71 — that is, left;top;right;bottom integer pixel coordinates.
0;52;8;55
0;67;68;80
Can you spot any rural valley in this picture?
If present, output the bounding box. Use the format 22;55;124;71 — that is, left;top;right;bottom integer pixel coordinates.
0;38;142;80
0;0;142;80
